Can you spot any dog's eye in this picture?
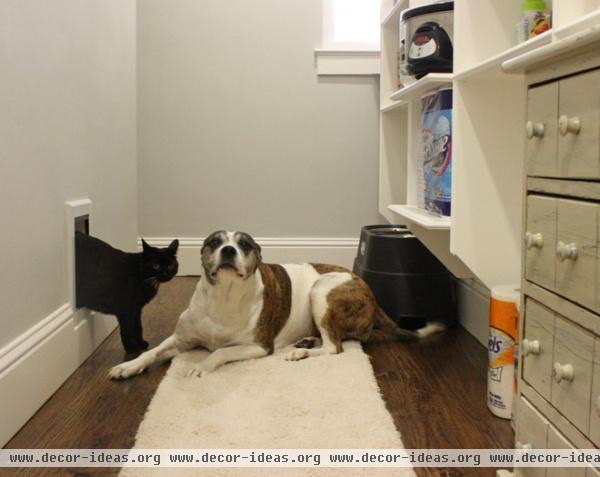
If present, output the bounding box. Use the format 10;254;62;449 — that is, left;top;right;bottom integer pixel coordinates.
208;239;221;248
239;240;253;252
152;263;160;270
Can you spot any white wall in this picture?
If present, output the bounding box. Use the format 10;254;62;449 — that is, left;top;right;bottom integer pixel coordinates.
137;0;381;239
0;0;137;348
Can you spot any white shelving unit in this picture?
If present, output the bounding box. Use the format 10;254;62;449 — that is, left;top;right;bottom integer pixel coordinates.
380;101;407;113
387;205;451;230
378;0;600;289
381;0;409;25
389;73;453;102
453;30;552;81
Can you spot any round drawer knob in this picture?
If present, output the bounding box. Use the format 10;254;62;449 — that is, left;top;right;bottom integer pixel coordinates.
559;115;581;136
522;338;541;356
553;362;574;383
556;241;578;261
525;232;543;249
526;121;545;139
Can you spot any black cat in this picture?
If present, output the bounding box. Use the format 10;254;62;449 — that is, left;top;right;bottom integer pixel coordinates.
75;232;179;353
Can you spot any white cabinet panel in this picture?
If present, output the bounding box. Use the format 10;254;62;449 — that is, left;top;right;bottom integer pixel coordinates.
527;82;559;177
526;195;557;291
558;69;600;179
517;397;549;477
555;199;598;310
546;423;586;477
523;299;555;400
590;338;600;447
551;317;595;434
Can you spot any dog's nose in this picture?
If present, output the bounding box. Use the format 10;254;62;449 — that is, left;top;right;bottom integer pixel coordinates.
221;246;237;257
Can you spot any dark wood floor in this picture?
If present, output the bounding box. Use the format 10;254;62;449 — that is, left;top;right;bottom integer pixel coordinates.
5;277;513;477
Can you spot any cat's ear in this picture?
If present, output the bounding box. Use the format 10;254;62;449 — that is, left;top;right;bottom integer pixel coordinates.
168;239;179;254
141;238;152;253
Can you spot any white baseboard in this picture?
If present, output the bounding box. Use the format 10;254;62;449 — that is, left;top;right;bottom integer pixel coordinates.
454;277;490;347
141;237;360;276
0;305;117;446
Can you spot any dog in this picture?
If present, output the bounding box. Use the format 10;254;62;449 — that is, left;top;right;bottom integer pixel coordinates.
109;231;443;379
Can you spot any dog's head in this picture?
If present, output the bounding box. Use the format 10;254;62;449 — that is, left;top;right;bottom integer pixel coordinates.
201;231;262;284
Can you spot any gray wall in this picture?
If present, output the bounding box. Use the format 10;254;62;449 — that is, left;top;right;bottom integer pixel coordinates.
137;0;381;238
0;0;137;348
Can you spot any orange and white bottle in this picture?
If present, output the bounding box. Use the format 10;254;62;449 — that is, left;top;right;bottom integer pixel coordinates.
487;285;520;419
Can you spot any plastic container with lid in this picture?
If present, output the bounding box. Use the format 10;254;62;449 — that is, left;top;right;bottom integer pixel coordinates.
353;225;455;330
522;0;550;39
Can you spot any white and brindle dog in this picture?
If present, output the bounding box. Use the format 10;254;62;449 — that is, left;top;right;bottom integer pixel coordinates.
109;231;442;379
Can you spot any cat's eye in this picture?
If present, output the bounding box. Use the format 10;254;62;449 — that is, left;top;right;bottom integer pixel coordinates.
152;263;160;270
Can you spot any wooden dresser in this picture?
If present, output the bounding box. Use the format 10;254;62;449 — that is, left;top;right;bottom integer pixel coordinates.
517;52;600;477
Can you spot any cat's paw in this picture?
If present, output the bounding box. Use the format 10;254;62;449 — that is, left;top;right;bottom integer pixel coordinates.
108;361;145;380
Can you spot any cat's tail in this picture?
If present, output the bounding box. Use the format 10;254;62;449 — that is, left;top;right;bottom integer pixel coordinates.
373;305;446;340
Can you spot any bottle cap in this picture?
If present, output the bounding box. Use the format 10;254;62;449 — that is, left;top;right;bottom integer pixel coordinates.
522;0;547;11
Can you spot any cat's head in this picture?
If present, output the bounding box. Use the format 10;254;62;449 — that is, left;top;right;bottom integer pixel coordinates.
141;239;179;282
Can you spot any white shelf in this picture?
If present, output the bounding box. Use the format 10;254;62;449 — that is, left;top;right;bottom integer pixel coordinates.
388;205;451;230
503;24;600;73
380;100;407;113
381;0;409;26
454;30;553;81
389;73;453;102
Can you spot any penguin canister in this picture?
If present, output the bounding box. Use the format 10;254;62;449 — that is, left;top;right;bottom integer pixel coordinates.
421;88;452;216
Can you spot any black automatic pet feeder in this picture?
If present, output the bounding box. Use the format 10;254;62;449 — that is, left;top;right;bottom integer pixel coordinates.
353;225;455;330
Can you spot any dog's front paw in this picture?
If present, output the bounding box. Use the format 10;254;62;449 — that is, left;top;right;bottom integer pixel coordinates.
285;349;309;361
108;361;145;380
294;337;322;349
185;366;207;378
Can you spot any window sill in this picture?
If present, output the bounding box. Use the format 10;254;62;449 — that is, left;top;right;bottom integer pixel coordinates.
314;49;380;76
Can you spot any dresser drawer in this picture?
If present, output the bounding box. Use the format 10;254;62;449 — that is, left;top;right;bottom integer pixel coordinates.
558;69;600;179
551;316;595;434
523;299;555;400
590;338;600;447
527;82;559;177
517;397;549;477
546;422;587;477
526;195;557;291
555;198;598;310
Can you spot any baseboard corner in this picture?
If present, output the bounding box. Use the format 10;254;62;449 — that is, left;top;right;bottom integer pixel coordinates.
0;305;117;446
454;277;490;347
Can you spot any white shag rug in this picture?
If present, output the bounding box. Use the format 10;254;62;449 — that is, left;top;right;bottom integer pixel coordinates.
120;341;415;477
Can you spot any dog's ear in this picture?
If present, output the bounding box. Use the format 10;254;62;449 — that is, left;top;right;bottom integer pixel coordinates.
247;235;262;262
253;240;262;262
